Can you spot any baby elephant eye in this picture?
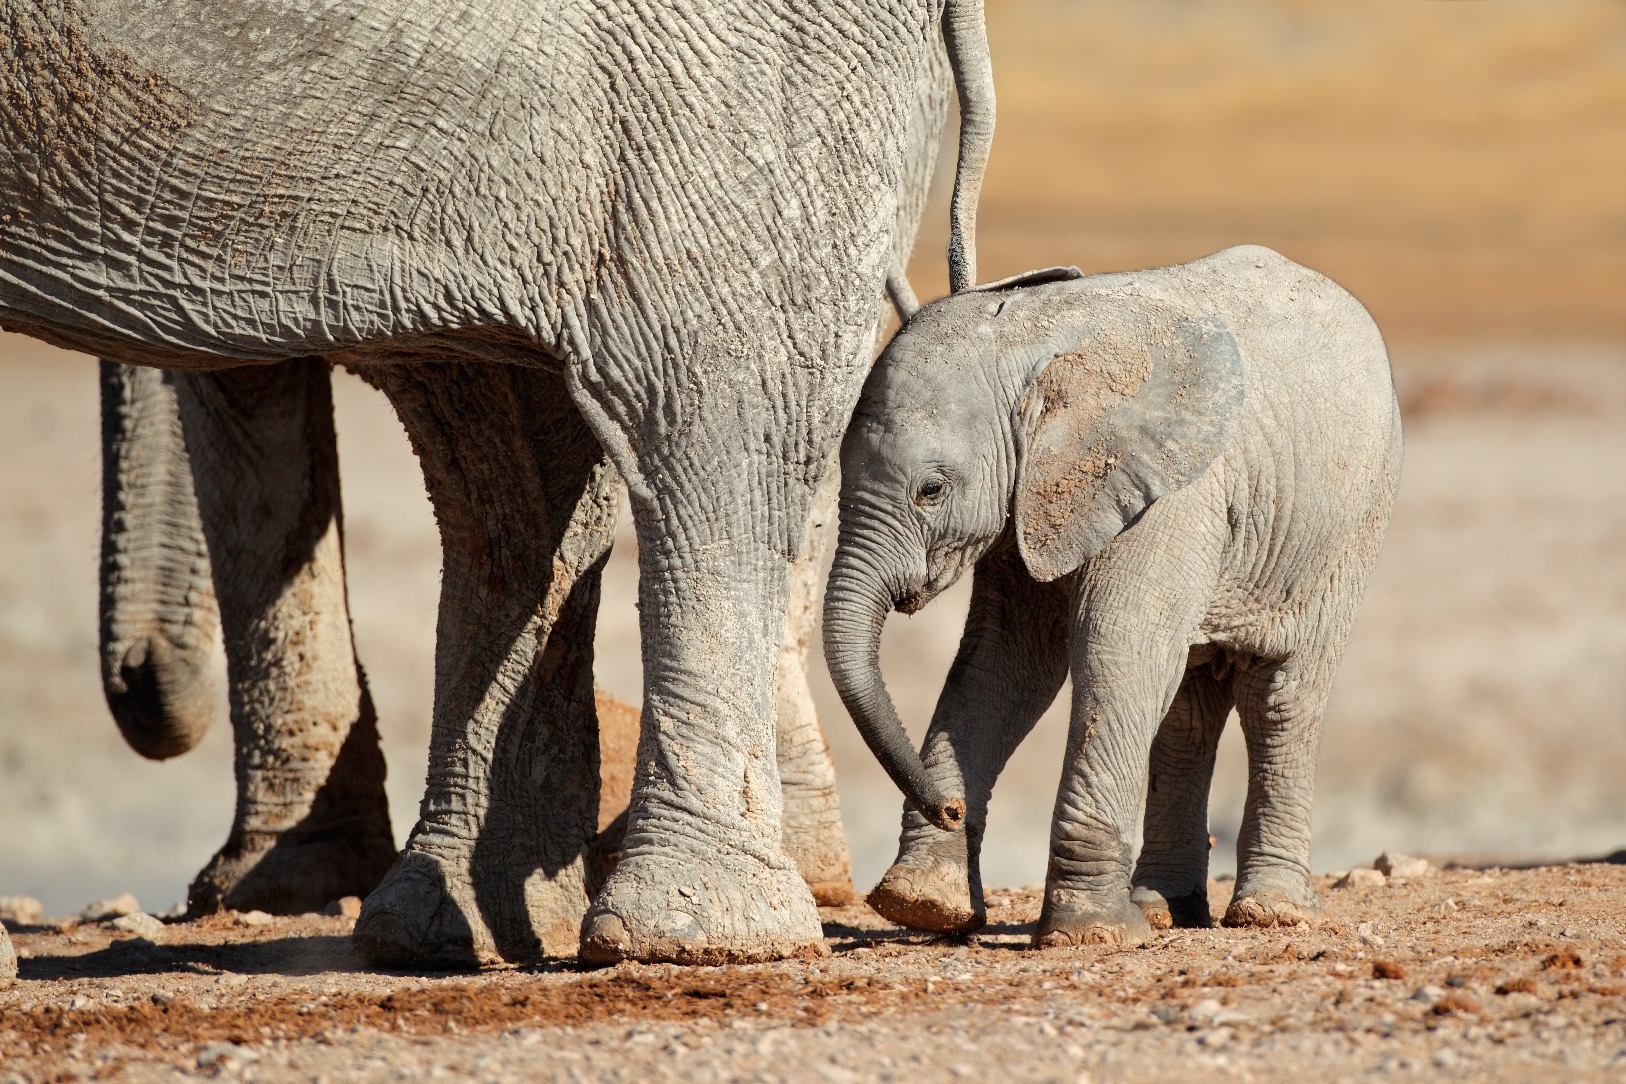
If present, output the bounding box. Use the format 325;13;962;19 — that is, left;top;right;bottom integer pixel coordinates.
915;477;949;506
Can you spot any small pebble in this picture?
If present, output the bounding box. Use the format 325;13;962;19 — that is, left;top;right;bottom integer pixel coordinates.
323;897;363;919
109;912;166;939
79;893;140;922
235;910;275;927
1374;851;1431;880
0;895;43;926
1333;869;1385;890
1409;985;1446;1007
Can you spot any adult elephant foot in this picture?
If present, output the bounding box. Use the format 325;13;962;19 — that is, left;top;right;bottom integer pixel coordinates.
1130;885;1214;931
350;364;618;968
866;858;983;934
580;851;826;966
1034;891;1154;948
1222;881;1322;929
187;692;396;915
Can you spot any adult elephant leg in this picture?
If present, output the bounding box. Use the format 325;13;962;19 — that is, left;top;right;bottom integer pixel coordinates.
1130;659;1234;930
577;389;847;965
860;543;1070;933
1222;648;1339;930
98;362;220;760
175;359;395;915
775;459;853;906
352;363;618;967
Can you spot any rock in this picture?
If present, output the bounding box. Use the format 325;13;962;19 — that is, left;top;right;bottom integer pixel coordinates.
323;896;363;919
1197;1027;1233;1049
1432;1047;1460;1068
197;1042;258;1072
1356;923;1385;947
1332;868;1385;889
1409;984;1446;1008
0;895;43;926
0;925;15;980
1188;998;1223;1023
1374;851;1430;880
109;912;166;939
234;910;275;927
79;893;141;922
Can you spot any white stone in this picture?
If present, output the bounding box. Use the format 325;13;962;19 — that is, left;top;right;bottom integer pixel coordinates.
109;912;166;938
1333;868;1386;889
0;896;43;926
1374;851;1431;880
79;893;140;922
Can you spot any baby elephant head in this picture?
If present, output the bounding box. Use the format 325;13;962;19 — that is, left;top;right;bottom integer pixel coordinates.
822;267;1246;829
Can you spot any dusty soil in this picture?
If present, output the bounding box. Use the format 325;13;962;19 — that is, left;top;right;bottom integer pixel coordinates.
5;864;1626;1082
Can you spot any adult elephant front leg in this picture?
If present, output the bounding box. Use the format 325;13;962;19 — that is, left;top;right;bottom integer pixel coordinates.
352;363;618;967
575;358;856;965
175;359;395;915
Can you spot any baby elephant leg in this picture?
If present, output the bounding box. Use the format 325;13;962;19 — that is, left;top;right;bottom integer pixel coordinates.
1131;658;1233;930
1223;650;1337;929
1037;556;1214;949
869;544;1070;934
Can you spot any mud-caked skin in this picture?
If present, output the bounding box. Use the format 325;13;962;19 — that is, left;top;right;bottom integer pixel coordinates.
3;0;998;965
823;247;1403;947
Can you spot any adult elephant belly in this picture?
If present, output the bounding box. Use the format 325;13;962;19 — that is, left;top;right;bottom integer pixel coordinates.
2;0;983;964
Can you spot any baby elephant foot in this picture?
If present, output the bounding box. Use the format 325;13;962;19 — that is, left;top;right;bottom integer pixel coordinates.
1035;889;1153;948
1131;885;1214;931
581;850;827;966
1223;874;1323;929
866;860;984;934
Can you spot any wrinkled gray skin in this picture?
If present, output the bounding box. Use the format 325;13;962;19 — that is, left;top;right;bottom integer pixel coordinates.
824;246;1403;947
97;358;891;917
2;0;992;965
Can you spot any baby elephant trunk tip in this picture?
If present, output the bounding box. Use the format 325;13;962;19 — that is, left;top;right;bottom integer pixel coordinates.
930;796;968;833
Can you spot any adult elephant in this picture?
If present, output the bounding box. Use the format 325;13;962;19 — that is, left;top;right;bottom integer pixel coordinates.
1;0;993;965
96;356;856;918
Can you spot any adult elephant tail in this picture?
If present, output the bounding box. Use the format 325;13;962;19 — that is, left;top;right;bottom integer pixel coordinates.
98;362;219;761
944;0;995;294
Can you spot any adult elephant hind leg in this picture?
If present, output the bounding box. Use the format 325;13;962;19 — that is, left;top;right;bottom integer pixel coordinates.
98;362;219;760
865;543;1070;934
1130;657;1233;931
352;364;617;968
1222;649;1337;930
176;360;395;916
775;460;854;906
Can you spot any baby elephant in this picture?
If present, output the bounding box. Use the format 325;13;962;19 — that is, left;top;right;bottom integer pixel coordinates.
823;245;1402;947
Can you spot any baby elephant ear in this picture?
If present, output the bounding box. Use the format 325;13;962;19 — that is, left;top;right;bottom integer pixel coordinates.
1014;296;1245;582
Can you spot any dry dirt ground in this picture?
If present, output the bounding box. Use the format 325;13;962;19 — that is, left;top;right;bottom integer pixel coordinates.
6;864;1626;1082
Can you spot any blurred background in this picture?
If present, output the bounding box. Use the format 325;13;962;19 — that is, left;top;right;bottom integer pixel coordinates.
2;0;1624;916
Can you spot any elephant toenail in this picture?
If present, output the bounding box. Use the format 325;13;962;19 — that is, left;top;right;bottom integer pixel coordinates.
583;912;630;951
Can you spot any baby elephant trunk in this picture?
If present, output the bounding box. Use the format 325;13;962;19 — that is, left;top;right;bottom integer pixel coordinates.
822;549;965;833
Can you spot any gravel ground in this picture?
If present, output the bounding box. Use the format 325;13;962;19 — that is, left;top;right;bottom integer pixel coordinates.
5;863;1626;1082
